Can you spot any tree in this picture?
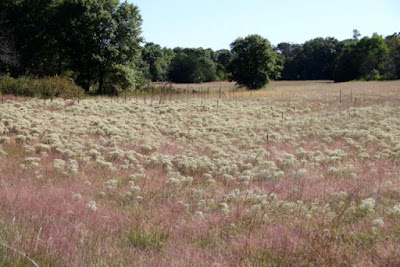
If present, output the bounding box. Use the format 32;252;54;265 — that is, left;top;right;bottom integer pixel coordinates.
353;29;361;40
276;42;303;80
6;0;61;76
334;34;389;82
300;37;341;80
0;0;20;75
63;0;143;94
142;43;174;82
333;40;359;82
4;0;143;94
168;48;217;83
358;34;388;80
228;34;280;89
215;49;232;80
384;33;400;79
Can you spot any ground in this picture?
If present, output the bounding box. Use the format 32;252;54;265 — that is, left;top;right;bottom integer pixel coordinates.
0;80;400;266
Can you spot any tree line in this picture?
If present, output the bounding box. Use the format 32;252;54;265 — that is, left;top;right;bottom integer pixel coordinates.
277;31;400;82
144;31;399;87
1;0;399;94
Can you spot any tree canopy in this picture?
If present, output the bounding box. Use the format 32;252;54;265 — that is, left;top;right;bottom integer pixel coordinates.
2;0;143;94
334;34;391;82
228;34;280;89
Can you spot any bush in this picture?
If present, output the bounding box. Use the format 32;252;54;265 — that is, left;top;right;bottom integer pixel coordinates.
0;75;85;99
103;64;140;95
0;75;33;96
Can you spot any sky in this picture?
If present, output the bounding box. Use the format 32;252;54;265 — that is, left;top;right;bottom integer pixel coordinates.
130;0;400;50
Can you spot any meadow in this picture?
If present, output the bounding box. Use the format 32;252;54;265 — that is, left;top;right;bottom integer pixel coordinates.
0;80;400;266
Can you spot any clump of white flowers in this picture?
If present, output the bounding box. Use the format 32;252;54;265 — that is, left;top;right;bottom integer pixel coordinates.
105;179;118;189
129;173;146;181
15;135;26;144
195;211;205;219
68;160;79;175
372;218;384;228
20;157;41;169
359;198;376;216
87;201;97;212
53;159;66;172
389;203;400;215
0;136;10;144
220;202;230;215
166;178;181;186
128;181;141;193
72;193;82;201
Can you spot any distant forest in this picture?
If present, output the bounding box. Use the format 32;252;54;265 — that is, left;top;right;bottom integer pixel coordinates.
141;31;400;84
1;0;399;95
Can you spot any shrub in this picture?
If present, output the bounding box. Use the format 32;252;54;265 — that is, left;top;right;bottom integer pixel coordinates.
0;75;85;99
30;76;85;99
0;75;33;96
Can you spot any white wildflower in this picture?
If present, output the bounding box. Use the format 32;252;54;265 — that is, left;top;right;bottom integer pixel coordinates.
166;178;181;186
389;203;400;215
105;179;118;189
196;211;205;219
72;193;82;201
372;218;384;228
220;202;230;215
359;198;376;215
53;159;66;172
87;201;97;212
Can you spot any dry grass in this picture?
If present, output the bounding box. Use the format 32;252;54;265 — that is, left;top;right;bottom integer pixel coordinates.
1;80;400;265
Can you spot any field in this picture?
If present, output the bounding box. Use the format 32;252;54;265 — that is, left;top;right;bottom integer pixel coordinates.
1;80;400;266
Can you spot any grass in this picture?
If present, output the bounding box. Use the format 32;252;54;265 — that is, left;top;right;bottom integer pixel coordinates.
127;227;170;251
0;80;400;265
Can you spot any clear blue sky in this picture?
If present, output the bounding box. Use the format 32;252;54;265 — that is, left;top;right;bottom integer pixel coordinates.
130;0;400;50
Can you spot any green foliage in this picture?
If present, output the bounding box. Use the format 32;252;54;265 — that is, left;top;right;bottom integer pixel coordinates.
383;33;400;79
63;0;143;94
333;40;359;82
276;43;303;80
168;50;217;83
276;38;341;80
301;37;342;80
228;34;280;89
3;0;143;94
0;75;84;99
0;75;33;96
241;249;293;266
142;43;174;82
127;227;169;250
334;34;389;82
103;64;141;95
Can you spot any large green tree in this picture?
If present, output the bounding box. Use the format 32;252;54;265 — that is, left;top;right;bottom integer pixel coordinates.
228;34;280;89
3;0;142;94
63;0;142;93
